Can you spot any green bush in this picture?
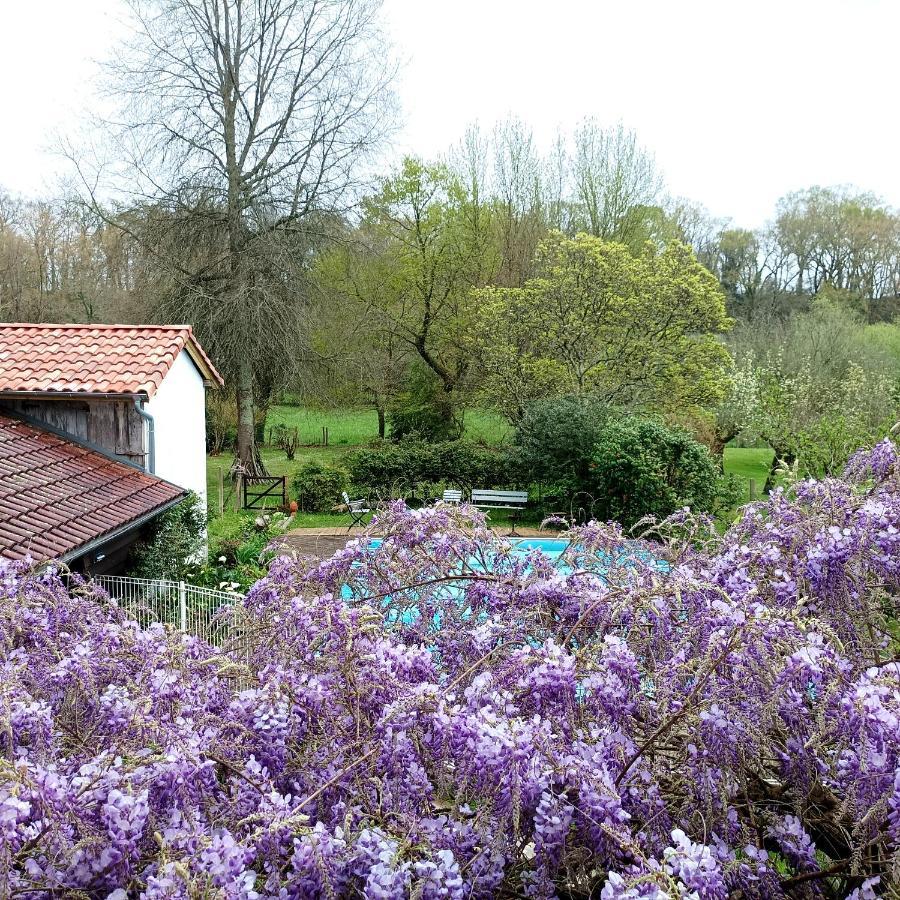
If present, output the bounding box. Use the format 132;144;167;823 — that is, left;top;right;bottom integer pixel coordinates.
292;462;349;512
589;417;725;528
515;396;611;493
791;413;882;479
206;393;237;454
128;492;206;579
189;511;294;592
388;365;462;442
348;440;516;498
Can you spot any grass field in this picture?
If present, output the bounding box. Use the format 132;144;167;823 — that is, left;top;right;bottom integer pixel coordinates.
722;446;776;502
265;405;512;447
207;406;776;531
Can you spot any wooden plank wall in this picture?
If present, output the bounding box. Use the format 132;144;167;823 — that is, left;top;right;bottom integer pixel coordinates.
0;398;147;468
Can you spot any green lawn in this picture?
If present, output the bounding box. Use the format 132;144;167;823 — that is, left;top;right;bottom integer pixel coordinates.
265;406;380;446
264;405;511;447
723;446;776;503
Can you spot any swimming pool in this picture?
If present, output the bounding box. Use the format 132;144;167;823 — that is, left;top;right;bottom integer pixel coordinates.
349;537;571;628
368;536;570;558
507;538;570;558
347;536;659;630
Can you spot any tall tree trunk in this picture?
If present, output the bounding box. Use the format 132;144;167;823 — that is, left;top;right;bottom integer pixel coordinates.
235;358;261;474
222;56;267;478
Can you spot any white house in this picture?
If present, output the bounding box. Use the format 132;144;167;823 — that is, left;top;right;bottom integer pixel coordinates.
0;323;223;572
142;336;216;510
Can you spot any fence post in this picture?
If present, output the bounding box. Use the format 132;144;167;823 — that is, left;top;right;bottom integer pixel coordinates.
179;581;187;631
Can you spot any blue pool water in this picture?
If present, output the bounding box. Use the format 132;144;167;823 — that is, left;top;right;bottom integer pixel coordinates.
507;538;570;558
367;536;570;561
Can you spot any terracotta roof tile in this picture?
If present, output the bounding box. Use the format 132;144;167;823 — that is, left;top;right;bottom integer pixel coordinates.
0;415;186;564
0;324;224;397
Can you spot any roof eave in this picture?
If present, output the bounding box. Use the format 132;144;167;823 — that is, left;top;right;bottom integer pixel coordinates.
58;492;188;564
0;389;149;400
183;332;225;388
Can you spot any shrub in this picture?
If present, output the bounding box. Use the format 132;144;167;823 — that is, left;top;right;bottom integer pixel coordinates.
190;511;294;592
589;416;726;527
127;492;206;579
205;392;237;454
347;439;515;498
388;364;462;442
791;412;884;478
292;462;348;512
270;423;299;460
514;396;610;492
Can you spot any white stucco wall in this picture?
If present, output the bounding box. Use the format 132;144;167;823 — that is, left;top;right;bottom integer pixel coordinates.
144;349;208;514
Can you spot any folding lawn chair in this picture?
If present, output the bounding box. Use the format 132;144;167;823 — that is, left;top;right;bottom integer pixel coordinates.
342;491;371;531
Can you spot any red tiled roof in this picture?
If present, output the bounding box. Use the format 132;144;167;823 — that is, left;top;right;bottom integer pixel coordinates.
0;415;185;563
0;324;224;397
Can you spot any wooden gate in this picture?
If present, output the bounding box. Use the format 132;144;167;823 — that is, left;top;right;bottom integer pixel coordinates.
242;475;287;509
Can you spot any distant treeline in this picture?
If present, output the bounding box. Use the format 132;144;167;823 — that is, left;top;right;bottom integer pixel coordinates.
2;118;899;478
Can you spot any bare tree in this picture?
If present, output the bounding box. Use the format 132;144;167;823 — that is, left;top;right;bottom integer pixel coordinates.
544;132;571;234
572;119;664;246
75;0;395;473
492;116;546;286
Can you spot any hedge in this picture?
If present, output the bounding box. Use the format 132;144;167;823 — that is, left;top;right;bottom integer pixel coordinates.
347;440;518;498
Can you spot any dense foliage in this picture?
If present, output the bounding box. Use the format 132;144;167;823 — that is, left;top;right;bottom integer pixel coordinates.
589;417;738;527
514;396;610;493
128;493;207;580
388;364;463;442
3;440;900;897
515;405;736;526
470;234;732;422
291;462;349;513
347;439;516;498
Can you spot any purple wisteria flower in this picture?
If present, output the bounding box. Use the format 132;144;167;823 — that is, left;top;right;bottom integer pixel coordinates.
1;441;900;897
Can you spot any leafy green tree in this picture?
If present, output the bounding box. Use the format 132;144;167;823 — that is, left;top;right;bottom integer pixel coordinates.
711;228;767;309
388;363;463;441
514;396;610;494
471;233;732;421
320;158;493;427
307;223;411;438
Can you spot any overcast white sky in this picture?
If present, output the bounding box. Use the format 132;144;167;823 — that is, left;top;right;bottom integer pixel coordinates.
1;0;898;227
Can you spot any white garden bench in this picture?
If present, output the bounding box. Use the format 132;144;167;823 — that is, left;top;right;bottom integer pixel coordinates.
441;489;463;504
471;489;529;535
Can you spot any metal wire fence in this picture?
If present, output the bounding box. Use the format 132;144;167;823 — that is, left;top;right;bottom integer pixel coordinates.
91;575;244;647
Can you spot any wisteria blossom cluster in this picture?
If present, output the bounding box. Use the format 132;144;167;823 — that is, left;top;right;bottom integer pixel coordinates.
2;440;900;898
